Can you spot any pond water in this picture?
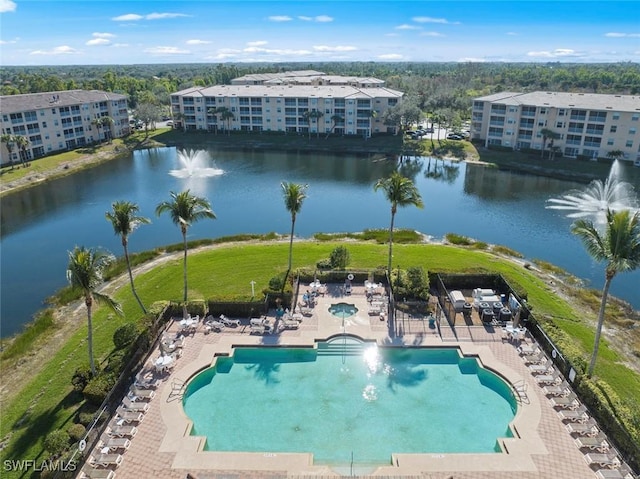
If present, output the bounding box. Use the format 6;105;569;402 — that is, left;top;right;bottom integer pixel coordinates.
1;146;639;337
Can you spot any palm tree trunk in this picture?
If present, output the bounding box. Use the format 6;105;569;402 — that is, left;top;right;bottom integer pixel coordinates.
86;297;95;375
587;275;613;377
288;216;296;272
182;228;188;318
124;242;147;313
387;209;396;274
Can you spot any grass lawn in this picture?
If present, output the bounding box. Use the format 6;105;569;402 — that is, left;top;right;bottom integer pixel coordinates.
1;240;639;477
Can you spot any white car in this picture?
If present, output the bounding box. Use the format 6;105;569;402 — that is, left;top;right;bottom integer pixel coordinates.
166;120;173;127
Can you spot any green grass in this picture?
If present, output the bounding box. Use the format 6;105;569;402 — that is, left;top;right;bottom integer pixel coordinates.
1;240;639;477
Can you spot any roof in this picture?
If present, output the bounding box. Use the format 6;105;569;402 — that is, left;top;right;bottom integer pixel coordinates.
474;91;640;112
0;90;128;115
231;70;325;83
172;84;403;100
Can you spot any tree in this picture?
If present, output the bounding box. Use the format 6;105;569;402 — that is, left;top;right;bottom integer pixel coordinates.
135;103;161;133
105;201;151;314
13;135;29;167
374;172;424;273
91;118;103;142
156;191;216;314
66;246;122;375
281;182;308;274
571;209;640;377
539;128;559;160
1;133;16;169
100;116;114;143
210;107;234;135
325;114;344;139
607;150;625;161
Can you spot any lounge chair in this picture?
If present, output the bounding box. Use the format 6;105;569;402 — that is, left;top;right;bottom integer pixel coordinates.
557;404;589;423
280;318;300;330
250;324;272;335
584;452;621;469
115;409;144;424
549;393;580;409
542;380;570;397
79;468;116;479
574;435;610;452
522;351;546;365
134;373;159;390
565;419;598;436
219;314;240;327
535;370;562;385
121;398;149;412
595;469;626;479
528;360;552;374
128;386;155;401
517;343;539;356
90;453;123;468
106;425;137;438
102;437;131;452
204;318;224;334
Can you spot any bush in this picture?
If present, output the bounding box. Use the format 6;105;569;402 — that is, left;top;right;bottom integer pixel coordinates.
113;322;139;349
71;365;96;393
43;430;70;458
83;374;115;406
67;423;86;442
316;258;332;270
445;233;474;245
268;271;291;292
330;246;351;269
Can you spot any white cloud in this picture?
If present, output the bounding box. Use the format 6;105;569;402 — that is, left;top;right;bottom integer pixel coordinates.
144;46;190;55
413;16;460;25
145;12;190;20
420;31;444;37
313;45;357;52
384;33;400;37
605;32;640;38
186;39;211;45
396;24;421;30
247;41;268;47
93;32;115;38
243;46;311;56
527;48;582;58
112;13;143;21
86;38;110;46
0;0;17;13
268;15;292;22
0;37;18;44
314;15;333;22
30;45;80;55
378;53;404;60
458;57;486;62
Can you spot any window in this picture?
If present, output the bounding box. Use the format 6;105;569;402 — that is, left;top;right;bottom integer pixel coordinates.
588;111;607;122
558;109;566;116
626;140;634;148
556;122;564;128
539;108;547;114
633;114;640;121
610;125;617;133
607;138;614;146
630;128;637;135
612;113;620;120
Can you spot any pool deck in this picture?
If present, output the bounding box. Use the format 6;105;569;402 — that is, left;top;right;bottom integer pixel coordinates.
86;285;605;479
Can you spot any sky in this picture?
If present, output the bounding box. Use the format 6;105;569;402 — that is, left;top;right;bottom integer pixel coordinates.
0;0;639;65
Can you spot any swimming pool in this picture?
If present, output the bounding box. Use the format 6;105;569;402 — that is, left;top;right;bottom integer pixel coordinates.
183;340;516;466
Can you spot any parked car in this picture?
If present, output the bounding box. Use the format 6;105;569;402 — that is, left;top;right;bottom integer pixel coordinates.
447;133;463;140
166;120;174;127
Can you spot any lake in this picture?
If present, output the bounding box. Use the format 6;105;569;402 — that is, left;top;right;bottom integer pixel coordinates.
1;146;639;338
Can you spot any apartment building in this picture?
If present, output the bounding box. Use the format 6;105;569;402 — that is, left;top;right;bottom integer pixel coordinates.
171;72;403;137
472;91;640;164
0;90;129;165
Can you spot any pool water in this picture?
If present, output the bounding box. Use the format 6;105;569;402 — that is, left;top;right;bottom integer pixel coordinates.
183;344;516;465
328;302;359;318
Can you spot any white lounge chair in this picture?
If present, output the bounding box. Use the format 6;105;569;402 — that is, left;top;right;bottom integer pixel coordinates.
106;425;137;438
574;435;610;452
584;452;621;469
250;324;272;335
280;318;300;330
595;469;626;479
219;314;240;327
542;380;570;397
549;393;580;409
528;360;552;374
102;437;131;452
566;419;599;436
204;319;224;333
115;409;144;424
522;351;546;365
535;370;562;385
129;386;155;401
558;404;589;422
90;453;123;468
79;468;116;479
121;398;149;412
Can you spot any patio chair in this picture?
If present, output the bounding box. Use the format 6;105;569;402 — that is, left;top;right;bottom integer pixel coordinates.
280;318;300;330
557;404;589;423
115;409;144;424
219;314;241;327
79;468;116;479
574;434;610;453
522;351;546;365
542;380;570;397
90;453;123;468
595;469;626;479
105;425;137;438
204;318;224;334
121;397;149;413
528;359;553;374
565;419;599;436
535;369;562;385
102;437;131;452
128;386;155;401
584;452;621;469
549;393;580;409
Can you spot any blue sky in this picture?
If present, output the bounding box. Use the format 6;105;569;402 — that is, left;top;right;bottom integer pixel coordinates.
1;0;638;65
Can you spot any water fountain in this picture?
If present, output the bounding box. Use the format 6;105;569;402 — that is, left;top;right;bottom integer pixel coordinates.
546;160;640;225
169;149;224;178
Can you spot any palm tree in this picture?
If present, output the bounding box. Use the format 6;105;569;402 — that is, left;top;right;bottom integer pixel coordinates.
13;135;29;167
539;128;559;160
66;246;122;375
302;110;324;139
91;118;103;142
325;114;344;139
607;149;625;162
156;191;216;314
100;116;115;143
105;201;151;314
281;182;308;273
571;209;640;377
1;133;16;169
211;107;234;135
374;172;424;274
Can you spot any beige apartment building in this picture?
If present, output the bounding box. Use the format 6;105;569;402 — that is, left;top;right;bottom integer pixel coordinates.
471;91;640;165
170;71;403;137
0;90;129;165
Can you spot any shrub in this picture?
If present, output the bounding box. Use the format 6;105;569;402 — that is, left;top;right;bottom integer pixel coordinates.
268;271;290;291
71;365;96;392
330;246;351;269
43;430;70;458
492;245;524;258
405;266;430;300
83;374;115;406
113;322;139;350
104;349;128;374
316;258;332;270
445;233;474;245
67;423;86;442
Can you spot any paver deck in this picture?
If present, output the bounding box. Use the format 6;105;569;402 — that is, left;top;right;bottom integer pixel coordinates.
85;284;607;479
